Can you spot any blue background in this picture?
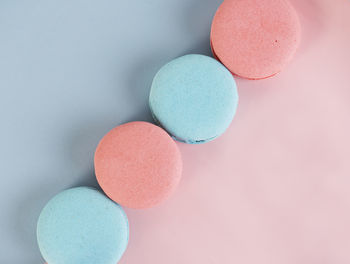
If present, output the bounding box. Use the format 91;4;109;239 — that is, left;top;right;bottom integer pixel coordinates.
0;0;221;262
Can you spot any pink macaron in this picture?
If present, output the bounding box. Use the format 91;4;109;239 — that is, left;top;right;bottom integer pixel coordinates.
211;0;301;80
94;121;183;209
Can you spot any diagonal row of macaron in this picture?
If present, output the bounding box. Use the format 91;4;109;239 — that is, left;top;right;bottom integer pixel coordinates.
37;0;300;263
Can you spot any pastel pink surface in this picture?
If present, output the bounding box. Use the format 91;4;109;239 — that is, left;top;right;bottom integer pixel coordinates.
119;0;350;263
94;121;182;209
211;0;301;79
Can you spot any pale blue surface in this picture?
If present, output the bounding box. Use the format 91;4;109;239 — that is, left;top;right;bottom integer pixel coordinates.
37;187;129;264
0;0;223;262
149;54;238;144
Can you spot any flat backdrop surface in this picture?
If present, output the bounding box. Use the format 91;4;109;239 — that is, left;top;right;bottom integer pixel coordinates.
1;0;350;263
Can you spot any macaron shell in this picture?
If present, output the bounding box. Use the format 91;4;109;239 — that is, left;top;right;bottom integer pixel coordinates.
211;0;301;79
210;39;279;80
94;121;182;209
37;187;129;264
149;54;238;143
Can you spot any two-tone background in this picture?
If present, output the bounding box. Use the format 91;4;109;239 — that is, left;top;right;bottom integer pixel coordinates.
1;0;350;263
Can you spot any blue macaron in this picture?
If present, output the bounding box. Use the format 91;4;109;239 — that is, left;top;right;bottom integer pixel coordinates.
37;187;129;264
149;54;238;144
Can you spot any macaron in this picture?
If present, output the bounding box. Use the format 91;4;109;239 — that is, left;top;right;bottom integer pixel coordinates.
94;121;182;209
37;187;129;264
149;54;238;144
211;0;301;79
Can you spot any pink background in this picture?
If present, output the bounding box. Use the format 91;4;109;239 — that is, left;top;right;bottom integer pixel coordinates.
121;0;350;263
